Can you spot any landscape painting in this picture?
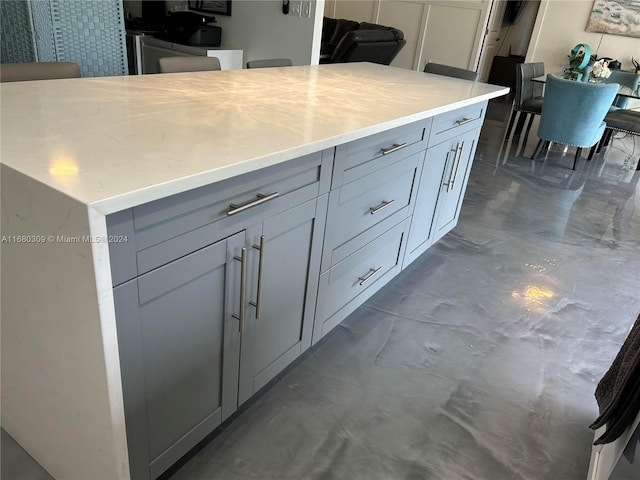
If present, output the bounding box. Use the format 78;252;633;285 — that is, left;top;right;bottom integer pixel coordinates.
586;0;640;38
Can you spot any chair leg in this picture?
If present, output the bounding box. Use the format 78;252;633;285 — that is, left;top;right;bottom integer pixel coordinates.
603;129;614;147
514;112;528;137
597;129;609;153
573;147;582;170
523;114;536;141
519;114;537;155
587;145;597;161
504;110;518;140
532;139;545;160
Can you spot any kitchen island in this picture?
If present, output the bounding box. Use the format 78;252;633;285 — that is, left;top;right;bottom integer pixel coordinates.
1;63;508;479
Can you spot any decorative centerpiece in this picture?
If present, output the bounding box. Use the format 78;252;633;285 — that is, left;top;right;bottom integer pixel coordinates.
563;43;591;81
589;58;612;82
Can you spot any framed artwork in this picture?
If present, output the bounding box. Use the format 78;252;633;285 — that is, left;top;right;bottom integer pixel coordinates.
586;0;640;38
188;1;232;16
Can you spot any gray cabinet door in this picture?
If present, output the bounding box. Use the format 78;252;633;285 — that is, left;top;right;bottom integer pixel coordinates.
403;148;447;267
237;195;327;405
114;231;244;480
432;127;480;243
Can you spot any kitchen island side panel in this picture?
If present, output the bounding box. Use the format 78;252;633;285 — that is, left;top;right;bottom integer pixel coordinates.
1;165;129;479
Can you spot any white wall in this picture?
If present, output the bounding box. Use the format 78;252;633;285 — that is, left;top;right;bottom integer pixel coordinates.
528;0;640;73
323;0;493;71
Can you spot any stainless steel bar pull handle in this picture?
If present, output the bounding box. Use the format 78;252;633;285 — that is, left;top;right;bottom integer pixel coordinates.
450;141;464;190
232;247;247;333
227;192;279;216
358;266;382;285
369;199;396;215
443;147;456;191
249;235;265;319
455;117;474;126
380;143;407;155
445;144;462;192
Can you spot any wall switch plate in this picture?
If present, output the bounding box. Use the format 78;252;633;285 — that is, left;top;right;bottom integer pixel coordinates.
290;1;301;16
301;1;311;17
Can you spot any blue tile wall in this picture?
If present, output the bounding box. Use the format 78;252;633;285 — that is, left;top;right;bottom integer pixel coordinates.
1;0;128;77
31;0;56;62
51;0;128;77
1;0;36;64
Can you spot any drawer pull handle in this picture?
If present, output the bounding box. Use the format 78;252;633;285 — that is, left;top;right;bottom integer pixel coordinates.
232;247;247;333
369;199;396;215
227;192;279;216
249;235;265;319
380;143;407;155
358;267;382;285
455;117;474;126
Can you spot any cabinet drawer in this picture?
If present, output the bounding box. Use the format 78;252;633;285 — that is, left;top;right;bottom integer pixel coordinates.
428;101;486;146
321;152;419;272
315;220;405;341
108;151;331;285
332;119;429;188
133;151;325;234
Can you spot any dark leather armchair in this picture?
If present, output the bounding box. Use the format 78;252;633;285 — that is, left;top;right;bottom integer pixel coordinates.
320;17;406;65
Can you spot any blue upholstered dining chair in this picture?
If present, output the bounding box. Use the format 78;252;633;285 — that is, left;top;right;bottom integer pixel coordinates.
531;74;619;170
603;69;640;110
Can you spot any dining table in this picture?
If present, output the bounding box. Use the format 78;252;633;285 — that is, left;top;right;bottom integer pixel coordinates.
532;73;640;99
530;72;640;170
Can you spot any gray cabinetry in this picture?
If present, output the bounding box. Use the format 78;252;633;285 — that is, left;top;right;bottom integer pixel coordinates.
314;218;409;340
403;147;446;266
238;196;327;405
114;232;243;480
321;152;420;272
331;120;429;188
431;127;481;243
110;153;329;479
312;119;430;345
404;102;486;267
109;103;488;479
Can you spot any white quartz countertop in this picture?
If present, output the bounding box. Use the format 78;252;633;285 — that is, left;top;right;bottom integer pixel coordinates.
0;63;508;214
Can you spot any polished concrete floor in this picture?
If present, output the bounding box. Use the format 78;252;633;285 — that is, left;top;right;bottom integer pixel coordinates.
2;100;640;480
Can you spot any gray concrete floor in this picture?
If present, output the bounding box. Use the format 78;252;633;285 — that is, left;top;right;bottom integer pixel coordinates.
3;99;640;479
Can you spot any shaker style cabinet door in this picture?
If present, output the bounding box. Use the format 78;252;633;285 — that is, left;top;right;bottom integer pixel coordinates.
403;149;446;267
114;231;245;480
432;127;480;243
237;195;327;406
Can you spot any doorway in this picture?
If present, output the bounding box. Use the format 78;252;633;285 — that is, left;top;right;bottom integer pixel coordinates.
479;0;540;87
